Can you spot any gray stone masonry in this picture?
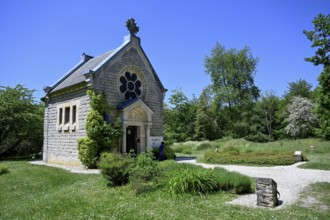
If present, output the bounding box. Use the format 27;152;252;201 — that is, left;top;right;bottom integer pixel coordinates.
97;47;164;136
43;88;90;166
256;177;279;208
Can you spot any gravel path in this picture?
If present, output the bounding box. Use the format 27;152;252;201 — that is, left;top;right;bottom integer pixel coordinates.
177;158;330;209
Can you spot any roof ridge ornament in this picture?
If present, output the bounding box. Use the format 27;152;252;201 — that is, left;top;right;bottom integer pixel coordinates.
126;18;139;36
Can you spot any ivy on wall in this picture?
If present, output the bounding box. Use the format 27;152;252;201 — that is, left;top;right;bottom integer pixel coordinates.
78;90;122;168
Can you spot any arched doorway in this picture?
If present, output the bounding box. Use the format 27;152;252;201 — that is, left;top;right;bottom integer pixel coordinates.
118;99;154;154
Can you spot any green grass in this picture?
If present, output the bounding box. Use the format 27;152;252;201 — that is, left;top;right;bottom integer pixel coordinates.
171;138;330;170
299;182;330;211
1;161;330;219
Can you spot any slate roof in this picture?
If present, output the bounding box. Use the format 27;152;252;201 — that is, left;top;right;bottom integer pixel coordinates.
49;37;130;93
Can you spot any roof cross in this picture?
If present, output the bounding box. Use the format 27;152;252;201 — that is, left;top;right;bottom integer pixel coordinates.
126;18;139;36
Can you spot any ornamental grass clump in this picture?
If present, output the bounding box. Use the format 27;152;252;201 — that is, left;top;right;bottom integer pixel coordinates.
166;163;252;195
213;167;252;194
167;167;219;195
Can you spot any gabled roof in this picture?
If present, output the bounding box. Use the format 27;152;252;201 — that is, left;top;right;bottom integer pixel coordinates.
45;34;166;95
47;36;130;94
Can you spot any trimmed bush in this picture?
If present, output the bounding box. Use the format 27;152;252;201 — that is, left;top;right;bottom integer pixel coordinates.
98;152;135;186
77;137;98;168
152;146;176;160
0;164;9;175
204;151;298;166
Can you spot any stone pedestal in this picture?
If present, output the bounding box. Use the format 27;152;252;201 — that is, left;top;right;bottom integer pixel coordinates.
256;178;278;208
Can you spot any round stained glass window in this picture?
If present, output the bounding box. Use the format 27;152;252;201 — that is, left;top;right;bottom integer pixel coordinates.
119;71;142;100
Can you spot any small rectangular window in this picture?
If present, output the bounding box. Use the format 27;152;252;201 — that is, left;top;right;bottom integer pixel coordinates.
72;105;77;124
59;108;63;125
65;107;70;124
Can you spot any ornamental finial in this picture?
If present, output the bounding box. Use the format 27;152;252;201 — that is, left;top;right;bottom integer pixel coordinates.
125;18;139;36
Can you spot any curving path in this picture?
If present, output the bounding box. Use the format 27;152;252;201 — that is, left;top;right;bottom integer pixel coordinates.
177;158;330;209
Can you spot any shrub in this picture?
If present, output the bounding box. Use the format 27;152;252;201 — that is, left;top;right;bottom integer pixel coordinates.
244;133;273;143
78;90;122;168
204;151;297;166
98;152;135;186
0;164;9;175
151;146;176;160
129;152;163;195
77;137;98;168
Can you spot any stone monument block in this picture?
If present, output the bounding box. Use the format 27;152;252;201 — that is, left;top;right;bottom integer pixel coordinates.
294;151;302;161
256;177;279;208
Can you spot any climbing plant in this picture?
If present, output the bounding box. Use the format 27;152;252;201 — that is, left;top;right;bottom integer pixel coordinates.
78;90;122;168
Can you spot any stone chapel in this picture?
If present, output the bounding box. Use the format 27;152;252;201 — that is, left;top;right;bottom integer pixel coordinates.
42;19;166;166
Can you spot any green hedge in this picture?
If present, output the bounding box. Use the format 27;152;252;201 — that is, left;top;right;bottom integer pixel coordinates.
204;151;298;165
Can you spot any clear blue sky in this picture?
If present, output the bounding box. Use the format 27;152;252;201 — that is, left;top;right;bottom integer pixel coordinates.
1;0;329;102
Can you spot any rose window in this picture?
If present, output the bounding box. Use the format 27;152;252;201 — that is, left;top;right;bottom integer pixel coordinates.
119;71;142;100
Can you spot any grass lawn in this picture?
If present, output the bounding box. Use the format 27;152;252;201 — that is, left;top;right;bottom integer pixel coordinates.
1;161;329;219
171;138;330;170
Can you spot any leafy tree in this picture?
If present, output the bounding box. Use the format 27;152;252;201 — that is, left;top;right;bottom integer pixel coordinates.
204;43;260;137
0;85;44;158
304;13;330;139
194;87;219;141
303;14;330;67
255;92;281;139
284;97;318;138
164;89;197;142
284;79;313;101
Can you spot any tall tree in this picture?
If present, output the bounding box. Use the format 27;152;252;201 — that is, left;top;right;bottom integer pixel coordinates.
194;86;219;141
204;43;260;136
164;89;197;142
0;85;44;158
256;92;281;138
284;79;313;101
304;13;330;139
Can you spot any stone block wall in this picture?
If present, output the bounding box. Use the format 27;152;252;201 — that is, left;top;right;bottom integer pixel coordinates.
43;88;90;166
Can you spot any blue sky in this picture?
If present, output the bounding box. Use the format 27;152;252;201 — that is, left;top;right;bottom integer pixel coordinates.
1;0;329;102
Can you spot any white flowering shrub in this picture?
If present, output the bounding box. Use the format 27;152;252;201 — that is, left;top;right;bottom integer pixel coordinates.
284;96;318;138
